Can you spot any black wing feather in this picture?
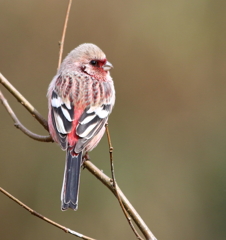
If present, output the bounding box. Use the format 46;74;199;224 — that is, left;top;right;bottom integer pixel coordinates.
51;90;74;149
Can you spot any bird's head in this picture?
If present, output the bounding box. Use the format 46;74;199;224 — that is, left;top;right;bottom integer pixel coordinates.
62;43;113;81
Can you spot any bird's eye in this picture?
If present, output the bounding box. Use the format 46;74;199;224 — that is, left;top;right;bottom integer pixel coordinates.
90;60;98;66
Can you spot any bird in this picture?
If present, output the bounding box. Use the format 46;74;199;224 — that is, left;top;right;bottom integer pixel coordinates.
47;43;115;211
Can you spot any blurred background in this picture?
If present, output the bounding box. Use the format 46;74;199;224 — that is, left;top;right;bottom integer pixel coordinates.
0;0;226;239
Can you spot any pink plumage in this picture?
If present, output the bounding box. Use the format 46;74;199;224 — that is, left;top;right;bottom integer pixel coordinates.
47;43;115;210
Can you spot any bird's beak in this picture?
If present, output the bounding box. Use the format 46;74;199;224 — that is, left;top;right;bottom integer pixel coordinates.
102;61;113;71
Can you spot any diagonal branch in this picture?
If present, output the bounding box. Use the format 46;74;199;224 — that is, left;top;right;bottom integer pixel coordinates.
0;72;48;130
0;187;96;240
0;90;52;142
84;161;157;240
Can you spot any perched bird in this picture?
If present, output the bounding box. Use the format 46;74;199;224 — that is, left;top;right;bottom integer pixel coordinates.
47;43;115;210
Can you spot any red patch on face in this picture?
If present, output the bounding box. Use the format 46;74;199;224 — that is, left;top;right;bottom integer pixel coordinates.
97;59;107;67
81;58;108;82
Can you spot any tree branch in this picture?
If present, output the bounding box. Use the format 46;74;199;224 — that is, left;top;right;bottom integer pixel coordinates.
0;187;96;240
0;90;52;142
0;72;48;130
84;161;157;240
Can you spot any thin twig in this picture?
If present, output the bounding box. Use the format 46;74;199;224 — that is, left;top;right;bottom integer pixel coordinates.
105;124;116;187
84;161;157;240
105;124;145;240
58;0;73;69
0;73;48;130
0;90;52;142
0;187;95;240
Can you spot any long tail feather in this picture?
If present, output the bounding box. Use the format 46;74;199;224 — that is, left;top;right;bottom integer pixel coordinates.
61;150;82;211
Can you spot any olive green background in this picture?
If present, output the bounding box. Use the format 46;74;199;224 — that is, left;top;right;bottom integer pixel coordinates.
0;1;226;239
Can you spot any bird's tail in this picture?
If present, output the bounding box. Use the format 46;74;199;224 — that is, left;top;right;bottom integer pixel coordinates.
61;150;82;211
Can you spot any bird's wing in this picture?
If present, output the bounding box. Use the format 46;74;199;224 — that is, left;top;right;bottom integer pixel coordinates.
50;88;113;152
74;104;112;153
50;90;74;150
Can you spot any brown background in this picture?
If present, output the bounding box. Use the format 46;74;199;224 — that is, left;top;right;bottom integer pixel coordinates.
0;1;226;240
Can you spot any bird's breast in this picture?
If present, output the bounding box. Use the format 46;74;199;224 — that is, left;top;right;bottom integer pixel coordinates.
55;72;114;109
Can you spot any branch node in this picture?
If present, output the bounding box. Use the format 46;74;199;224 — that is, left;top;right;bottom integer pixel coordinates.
32;210;44;219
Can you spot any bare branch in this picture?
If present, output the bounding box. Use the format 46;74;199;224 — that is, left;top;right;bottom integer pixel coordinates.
58;0;73;69
105;124;145;240
0;72;48;130
0;90;52;142
84;161;157;240
0;187;96;240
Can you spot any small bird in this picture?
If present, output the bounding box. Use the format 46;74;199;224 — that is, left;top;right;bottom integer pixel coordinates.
47;43;115;210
